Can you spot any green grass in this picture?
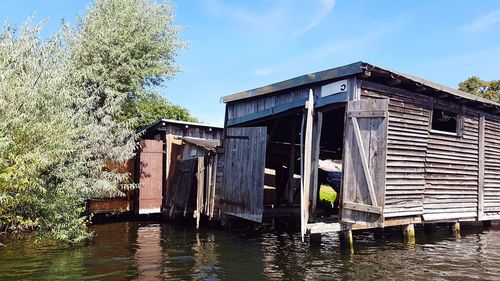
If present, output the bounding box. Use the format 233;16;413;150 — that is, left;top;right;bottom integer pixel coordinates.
319;184;337;205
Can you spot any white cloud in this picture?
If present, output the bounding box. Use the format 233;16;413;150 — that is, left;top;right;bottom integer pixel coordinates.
293;0;336;37
203;0;336;38
308;32;382;60
253;67;274;76
462;8;500;32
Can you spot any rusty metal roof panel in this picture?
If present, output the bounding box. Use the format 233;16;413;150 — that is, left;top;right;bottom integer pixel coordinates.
180;137;220;152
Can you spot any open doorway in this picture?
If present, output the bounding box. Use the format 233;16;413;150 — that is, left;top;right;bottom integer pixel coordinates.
234;104;347;220
250;111;303;217
313;105;346;222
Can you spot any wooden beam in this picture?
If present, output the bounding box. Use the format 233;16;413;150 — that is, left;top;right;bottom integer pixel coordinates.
286;116;298;205
314;91;348;108
195;156;205;229
478;114;485;220
351;117;378;207
226;98;307;126
343;202;383;214
310;112;323;218
347;110;387;118
307;222;342;234
301;90;314;242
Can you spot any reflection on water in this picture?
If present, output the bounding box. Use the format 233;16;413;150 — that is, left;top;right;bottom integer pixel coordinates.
1;222;500;280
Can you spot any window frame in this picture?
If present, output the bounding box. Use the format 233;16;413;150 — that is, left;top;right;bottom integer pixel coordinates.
429;106;463;137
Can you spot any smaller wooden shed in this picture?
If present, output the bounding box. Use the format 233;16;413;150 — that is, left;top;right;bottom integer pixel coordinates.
219;61;500;238
87;119;223;216
135;119;223;216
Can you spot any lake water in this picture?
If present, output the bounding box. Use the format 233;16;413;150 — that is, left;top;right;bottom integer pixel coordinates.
1;221;500;280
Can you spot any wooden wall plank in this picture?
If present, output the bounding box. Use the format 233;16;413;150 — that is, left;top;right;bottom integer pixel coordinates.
222;127;267;222
341;99;388;226
138;140;164;214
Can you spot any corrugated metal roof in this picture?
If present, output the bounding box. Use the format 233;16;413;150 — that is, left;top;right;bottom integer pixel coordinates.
140;118;223;134
221;61;500;111
180;137;220;152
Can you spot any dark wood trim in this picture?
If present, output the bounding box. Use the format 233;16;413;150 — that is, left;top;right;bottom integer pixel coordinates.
478;114;485;220
227;98;307;126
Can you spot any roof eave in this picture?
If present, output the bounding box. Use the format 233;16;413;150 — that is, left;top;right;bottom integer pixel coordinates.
222;61;365;103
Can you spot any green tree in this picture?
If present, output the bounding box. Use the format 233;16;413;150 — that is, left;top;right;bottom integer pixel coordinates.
122;91;198;130
0;0;188;242
65;0;187;199
459;76;500;102
0;21;89;241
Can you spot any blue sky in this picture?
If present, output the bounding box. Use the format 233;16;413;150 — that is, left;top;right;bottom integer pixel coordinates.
1;0;499;125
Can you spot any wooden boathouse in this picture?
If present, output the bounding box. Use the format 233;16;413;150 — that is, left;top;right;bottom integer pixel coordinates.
88;119;223;223
219;61;500;239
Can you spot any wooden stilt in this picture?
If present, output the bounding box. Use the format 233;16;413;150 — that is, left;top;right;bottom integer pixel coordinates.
450;222;461;239
403;224;415;239
340;230;354;253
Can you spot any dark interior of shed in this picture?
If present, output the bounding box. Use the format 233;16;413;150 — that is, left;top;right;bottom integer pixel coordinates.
249;110;303;214
242;103;347;220
315;105;345;219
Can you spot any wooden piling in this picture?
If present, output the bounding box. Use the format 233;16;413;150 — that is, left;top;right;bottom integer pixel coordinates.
450;222;461;238
403;224;415;240
340;230;354;253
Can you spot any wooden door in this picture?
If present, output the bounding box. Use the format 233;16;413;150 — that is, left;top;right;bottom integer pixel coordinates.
138;139;164;214
222;127;267;222
341;99;389;226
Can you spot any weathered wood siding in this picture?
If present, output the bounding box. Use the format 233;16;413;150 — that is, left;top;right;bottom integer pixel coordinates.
165;158;197;216
360;81;489;221
423;107;479;221
226;88;321;126
360;83;430;218
484;115;500;219
222;127;267;222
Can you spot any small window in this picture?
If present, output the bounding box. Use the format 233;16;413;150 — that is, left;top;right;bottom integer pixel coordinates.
431;108;458;134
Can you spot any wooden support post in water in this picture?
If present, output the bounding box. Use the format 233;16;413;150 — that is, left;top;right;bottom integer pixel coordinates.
450;222;461;239
403;224;415;239
340;230;354;253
